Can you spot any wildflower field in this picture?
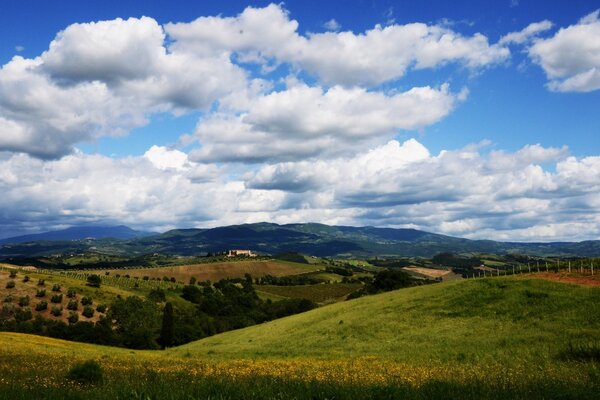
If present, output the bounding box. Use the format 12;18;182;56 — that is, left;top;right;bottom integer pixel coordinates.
1;277;599;399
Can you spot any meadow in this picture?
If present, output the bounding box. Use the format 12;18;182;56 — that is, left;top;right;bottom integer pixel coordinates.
0;276;598;399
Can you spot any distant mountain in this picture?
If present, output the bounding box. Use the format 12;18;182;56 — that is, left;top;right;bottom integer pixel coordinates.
1;222;600;258
0;225;153;245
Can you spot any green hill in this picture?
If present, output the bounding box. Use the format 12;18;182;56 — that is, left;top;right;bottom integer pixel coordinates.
172;277;600;363
1;276;599;399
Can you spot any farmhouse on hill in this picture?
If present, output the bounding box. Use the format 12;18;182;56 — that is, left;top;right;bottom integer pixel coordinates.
227;249;257;257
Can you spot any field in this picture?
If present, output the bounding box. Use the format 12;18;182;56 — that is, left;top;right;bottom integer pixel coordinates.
88;260;321;284
0;268;134;324
0;276;599;399
258;283;362;304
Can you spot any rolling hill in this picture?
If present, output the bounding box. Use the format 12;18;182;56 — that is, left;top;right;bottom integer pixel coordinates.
1;222;600;258
1;276;599;399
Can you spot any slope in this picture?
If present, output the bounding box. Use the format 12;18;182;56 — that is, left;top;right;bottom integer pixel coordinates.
172;277;600;363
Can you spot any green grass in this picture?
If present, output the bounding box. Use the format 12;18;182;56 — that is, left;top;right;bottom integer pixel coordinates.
257;283;362;304
1;277;599;399
173;278;600;363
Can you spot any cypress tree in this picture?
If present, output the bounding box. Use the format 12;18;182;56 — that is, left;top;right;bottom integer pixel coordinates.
160;302;174;349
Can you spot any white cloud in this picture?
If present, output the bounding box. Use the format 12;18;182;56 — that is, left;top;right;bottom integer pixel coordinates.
166;4;509;86
0;140;599;241
529;9;600;92
323;19;341;31
189;83;458;163
499;20;553;45
0;16;248;159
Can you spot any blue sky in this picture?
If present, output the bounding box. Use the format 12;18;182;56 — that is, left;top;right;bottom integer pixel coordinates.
0;1;599;241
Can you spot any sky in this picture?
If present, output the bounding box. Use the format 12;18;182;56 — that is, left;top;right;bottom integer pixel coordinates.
0;0;599;241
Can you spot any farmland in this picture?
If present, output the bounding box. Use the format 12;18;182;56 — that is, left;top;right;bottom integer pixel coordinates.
0;276;599;399
258;283;362;304
88;260;321;284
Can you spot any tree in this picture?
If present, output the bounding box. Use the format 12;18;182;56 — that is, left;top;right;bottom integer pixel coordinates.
86;275;101;288
108;296;161;349
159;302;175;349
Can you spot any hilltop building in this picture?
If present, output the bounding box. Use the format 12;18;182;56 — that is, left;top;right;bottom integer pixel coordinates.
227;249;257;257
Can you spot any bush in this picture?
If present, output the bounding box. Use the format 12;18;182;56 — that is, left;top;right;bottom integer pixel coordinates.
51;294;63;304
52;284;61;292
14;307;32;322
148;289;166;302
9;270;17;278
37;279;45;286
36;289;46;298
189;277;197;285
3;295;13;303
18;296;30;307
22;275;30;283
81;296;93;306
66;288;77;298
1;303;15;320
51;306;62;317
67;300;78;311
68;311;79;324
5;280;15;289
35;300;48;311
96;304;107;313
66;360;103;385
82;306;94;318
86;274;101;288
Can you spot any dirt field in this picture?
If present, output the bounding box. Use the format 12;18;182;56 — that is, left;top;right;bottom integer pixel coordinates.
93;260;321;284
518;272;600;287
403;266;450;278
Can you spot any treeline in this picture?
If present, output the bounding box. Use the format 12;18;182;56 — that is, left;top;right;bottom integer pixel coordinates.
257;274;322;286
0;277;316;349
347;269;428;299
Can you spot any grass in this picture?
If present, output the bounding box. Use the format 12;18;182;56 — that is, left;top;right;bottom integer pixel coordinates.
1;277;599;399
258;283;362;304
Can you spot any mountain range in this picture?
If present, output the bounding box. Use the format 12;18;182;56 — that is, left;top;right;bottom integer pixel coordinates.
1;223;599;258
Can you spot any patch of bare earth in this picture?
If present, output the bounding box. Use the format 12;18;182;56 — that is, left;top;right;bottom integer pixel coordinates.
518;272;600;287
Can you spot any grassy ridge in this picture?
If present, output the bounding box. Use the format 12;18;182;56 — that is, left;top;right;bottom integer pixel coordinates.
173;278;600;362
1;277;599;399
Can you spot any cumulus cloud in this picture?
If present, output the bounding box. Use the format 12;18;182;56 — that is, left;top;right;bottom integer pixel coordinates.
499;20;553;45
1;140;599;241
0;16;247;159
529;9;600;92
166;3;509;86
190;83;459;163
323;19;341;31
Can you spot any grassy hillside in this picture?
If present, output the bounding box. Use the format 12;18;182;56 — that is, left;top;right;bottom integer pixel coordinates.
172;277;600;363
1;277;599;399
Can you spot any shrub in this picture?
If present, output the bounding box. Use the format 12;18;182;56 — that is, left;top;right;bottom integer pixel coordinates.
82;306;94;318
143;276;149;281
170;277;176;283
9;270;16;278
51;306;62;317
18;296;30;307
68;311;79;324
81;296;93;306
86;274;101;288
22;275;30;283
36;289;46;298
96;304;107;313
37;279;45;286
1;303;15;320
3;295;13;303
35;300;48;311
66;360;103;385
14;307;32;322
52;284;61;292
67;300;78;311
5;280;15;289
51;294;63;304
189;277;197;285
148;289;166;302
66;289;77;298
105;272;110;276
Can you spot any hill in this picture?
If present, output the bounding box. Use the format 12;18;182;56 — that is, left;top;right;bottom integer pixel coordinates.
0;277;599;399
2;222;600;258
0;225;152;245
